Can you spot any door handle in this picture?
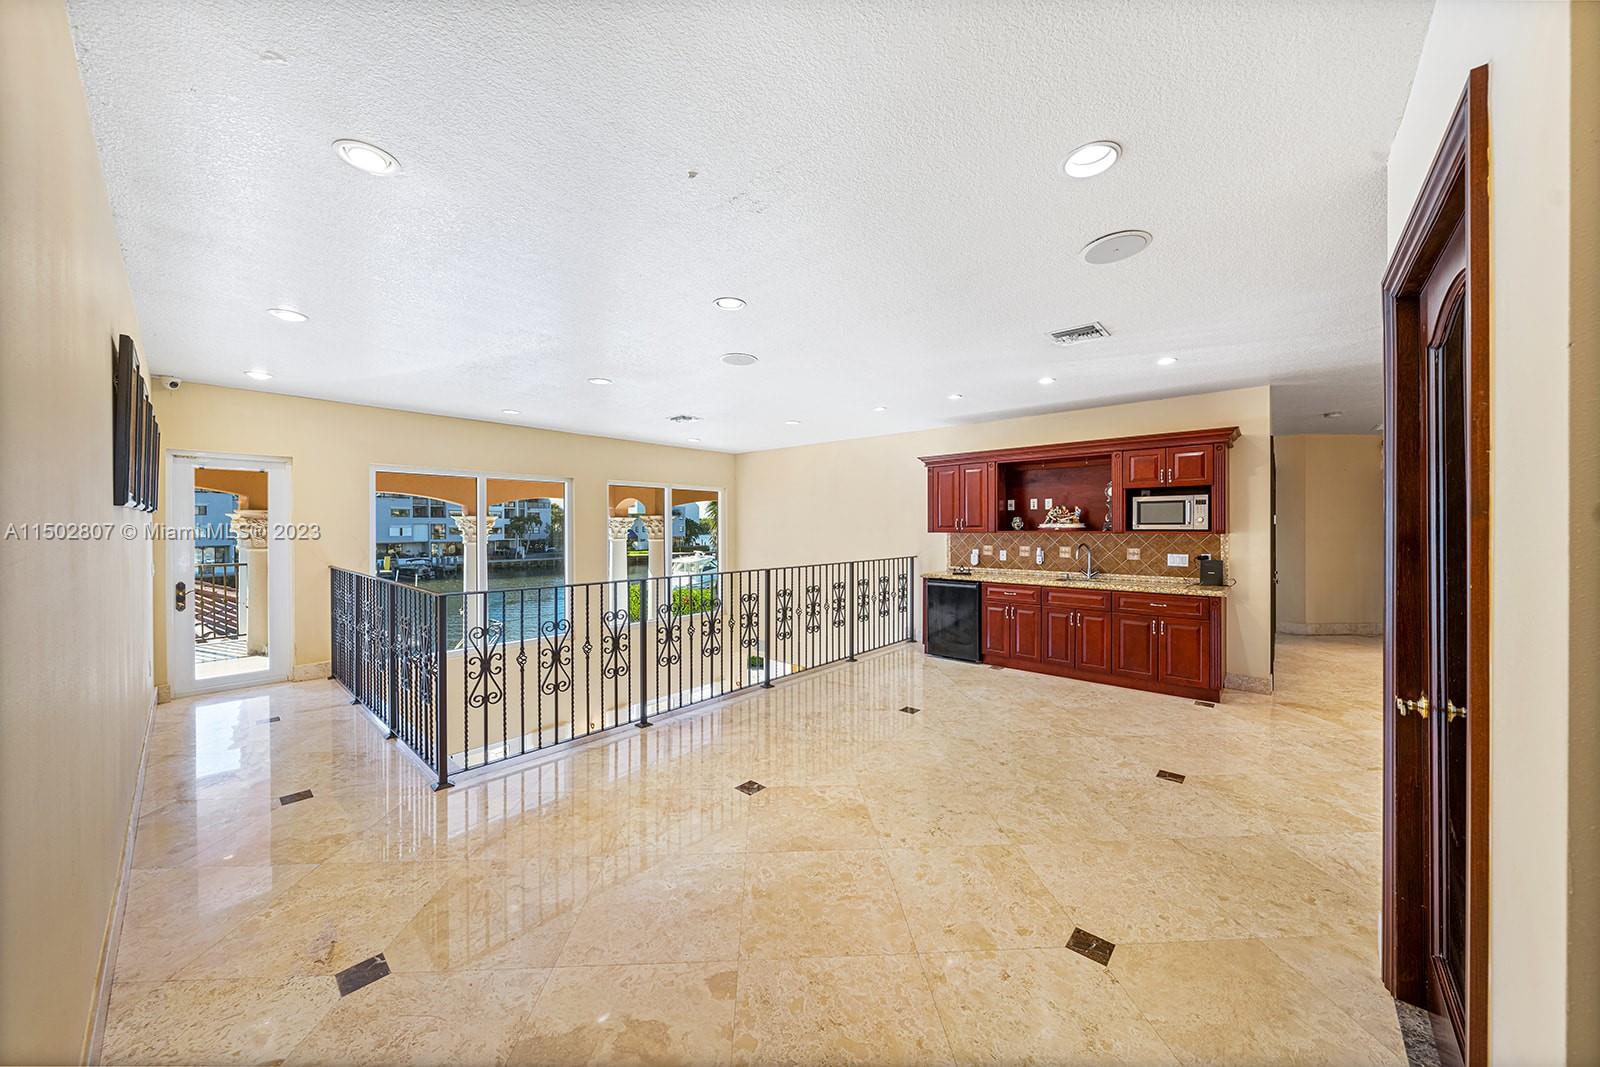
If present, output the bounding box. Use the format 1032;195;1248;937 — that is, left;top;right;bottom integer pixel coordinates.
1149;619;1155;636
1446;699;1466;723
174;580;187;611
1398;693;1430;719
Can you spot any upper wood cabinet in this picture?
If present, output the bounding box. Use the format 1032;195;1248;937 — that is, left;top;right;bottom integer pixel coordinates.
927;461;994;532
1124;445;1213;488
922;426;1238;533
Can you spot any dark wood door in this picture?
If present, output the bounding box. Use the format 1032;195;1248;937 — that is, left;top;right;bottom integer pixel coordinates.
1157;617;1210;688
1043;608;1074;666
1123;448;1165;488
929;465;961;532
1012;602;1041;661
1074;609;1113;674
958;463;990;531
1381;65;1487;1067
1167;445;1213;486
1112;614;1157;680
982;601;1011;658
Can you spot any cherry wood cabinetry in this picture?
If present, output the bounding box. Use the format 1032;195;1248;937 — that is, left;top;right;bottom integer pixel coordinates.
1123;445;1214;488
922;426;1237;533
927;461;995;532
982;582;1225;701
983;583;1040;661
1043;588;1112;675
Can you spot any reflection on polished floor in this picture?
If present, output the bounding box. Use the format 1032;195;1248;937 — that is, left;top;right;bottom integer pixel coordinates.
105;635;1405;1066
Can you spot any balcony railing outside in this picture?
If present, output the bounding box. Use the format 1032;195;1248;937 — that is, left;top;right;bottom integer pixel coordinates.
331;556;916;788
195;561;245;641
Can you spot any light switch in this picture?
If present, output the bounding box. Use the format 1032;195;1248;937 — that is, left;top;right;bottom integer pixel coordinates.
1127;547;1141;560
1007;499;1015;511
1029;498;1038;510
1167;553;1189;567
970;549;980;566
999;549;1009;562
1035;546;1045;565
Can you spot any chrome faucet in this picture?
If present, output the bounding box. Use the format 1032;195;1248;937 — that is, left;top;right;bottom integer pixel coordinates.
1075;542;1096;579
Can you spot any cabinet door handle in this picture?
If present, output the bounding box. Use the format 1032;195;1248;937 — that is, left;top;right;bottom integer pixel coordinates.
1149;619;1156;635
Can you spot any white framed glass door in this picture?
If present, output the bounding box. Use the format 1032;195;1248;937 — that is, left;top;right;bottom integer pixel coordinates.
166;453;293;696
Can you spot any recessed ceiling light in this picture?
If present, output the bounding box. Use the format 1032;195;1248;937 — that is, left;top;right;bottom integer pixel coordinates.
1062;140;1121;178
713;297;746;310
244;369;273;381
667;414;701;423
720;352;759;367
872;405;888;413
1082;230;1152;265
501;408;520;415
587;377;613;386
947;393;964;401
1322;410;1344;419
1156;356;1178;367
687;437;702;443
1038;376;1056;385
784;419;801;426
266;307;307;322
333;139;400;175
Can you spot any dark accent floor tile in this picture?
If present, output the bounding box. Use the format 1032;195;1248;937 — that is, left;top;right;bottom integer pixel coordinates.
899;705;921;715
1395;999;1441;1067
1156;769;1186;783
735;780;766;795
278;789;314;806
1194;699;1216;708
335;953;390;996
1066;927;1116;966
258;716;281;724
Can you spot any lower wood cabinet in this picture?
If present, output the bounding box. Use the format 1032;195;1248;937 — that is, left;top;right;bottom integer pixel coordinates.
983;584;1040;662
981;582;1224;700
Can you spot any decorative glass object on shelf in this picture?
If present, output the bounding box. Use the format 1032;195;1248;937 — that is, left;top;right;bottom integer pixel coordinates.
1010;516;1025;530
1103;482;1114;530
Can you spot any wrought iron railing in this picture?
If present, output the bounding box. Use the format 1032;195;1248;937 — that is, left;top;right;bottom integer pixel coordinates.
195;561;245;641
330;556;916;788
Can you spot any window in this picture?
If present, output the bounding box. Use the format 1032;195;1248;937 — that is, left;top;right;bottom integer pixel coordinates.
670;490;719;575
606;482;720;582
372;472;472;595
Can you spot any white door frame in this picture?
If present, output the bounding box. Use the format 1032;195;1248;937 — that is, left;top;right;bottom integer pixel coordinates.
166;451;294;697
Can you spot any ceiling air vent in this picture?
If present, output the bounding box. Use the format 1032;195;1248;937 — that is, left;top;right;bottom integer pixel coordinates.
667;414;702;424
1049;322;1111;346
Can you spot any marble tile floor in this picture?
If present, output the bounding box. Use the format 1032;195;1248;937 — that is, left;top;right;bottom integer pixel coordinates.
104;635;1409;1066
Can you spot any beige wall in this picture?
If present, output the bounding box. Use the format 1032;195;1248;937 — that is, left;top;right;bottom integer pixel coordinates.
735;386;1275;685
1567;3;1598;1062
150;385;739;688
1387;0;1580;1059
0;2;157;1061
1273;436;1384;636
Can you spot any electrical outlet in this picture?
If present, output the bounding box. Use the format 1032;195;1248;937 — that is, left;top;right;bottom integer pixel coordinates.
969;549;979;566
1167;553;1189;567
1127;547;1141;560
1007;499;1015;511
1035;546;1045;565
1020;545;1030;555
1044;497;1053;509
982;544;994;556
999;549;1009;562
1059;546;1071;558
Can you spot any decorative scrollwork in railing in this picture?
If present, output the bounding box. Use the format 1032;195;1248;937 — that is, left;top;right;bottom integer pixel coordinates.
464;620;506;711
738;591;761;650
830;580;848;630
539;617;574;696
877;574;892;619
700;598;725;658
804;583;823;635
601;608;631;680
896;571;910;617
776;587;795;641
655;600;683;667
856;578;871;624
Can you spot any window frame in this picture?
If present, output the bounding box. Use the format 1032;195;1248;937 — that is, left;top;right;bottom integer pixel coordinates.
604;479;724;582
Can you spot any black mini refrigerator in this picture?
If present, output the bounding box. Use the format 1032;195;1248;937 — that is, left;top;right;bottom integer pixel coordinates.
925;580;981;662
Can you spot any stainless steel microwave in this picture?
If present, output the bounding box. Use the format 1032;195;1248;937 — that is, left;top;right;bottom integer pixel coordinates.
1130;493;1209;530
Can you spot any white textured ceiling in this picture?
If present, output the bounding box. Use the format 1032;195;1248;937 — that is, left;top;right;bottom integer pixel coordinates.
69;0;1430;450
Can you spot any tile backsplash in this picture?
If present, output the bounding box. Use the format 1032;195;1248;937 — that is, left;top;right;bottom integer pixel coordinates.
947;530;1226;579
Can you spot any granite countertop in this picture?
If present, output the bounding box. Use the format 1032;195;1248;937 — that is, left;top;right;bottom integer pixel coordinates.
923;567;1230;598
